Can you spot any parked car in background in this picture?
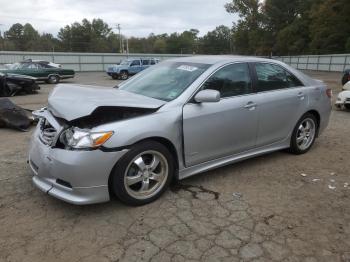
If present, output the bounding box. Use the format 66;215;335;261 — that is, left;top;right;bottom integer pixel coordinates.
106;58;160;80
341;69;350;86
0;59;75;84
335;91;350;110
343;80;350;91
29;56;331;206
0;72;39;97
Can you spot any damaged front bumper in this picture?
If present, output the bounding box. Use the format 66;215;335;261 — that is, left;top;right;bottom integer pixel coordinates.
28;110;128;205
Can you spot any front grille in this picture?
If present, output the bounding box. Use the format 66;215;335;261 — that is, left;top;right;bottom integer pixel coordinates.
39;119;57;146
56;179;72;188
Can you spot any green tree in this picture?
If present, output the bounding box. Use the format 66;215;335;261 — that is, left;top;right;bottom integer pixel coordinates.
225;0;266;55
199;25;233;54
5;23;24;50
309;0;350;54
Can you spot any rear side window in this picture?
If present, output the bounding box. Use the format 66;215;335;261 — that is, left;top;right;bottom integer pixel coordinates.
203;63;252;98
142;60;150;65
255;63;303;92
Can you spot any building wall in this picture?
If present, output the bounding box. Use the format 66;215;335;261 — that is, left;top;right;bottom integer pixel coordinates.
274;54;350;72
0;51;188;72
1;51;349;72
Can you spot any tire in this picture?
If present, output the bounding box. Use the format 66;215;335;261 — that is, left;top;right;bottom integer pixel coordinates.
47;75;60;84
112;74;119;80
289;113;318;155
111;141;174;206
345;104;350;110
119;71;129;80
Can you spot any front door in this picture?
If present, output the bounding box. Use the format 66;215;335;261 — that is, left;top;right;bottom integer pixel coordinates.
129;60;142;74
183;63;259;167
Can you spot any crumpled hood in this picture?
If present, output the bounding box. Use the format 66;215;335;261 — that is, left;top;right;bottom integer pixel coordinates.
48;84;166;121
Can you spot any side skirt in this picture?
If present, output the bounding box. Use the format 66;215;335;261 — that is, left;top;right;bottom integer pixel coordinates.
178;139;290;180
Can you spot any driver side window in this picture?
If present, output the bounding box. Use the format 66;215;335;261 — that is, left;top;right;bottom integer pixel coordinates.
203;63;252;98
131;60;141;66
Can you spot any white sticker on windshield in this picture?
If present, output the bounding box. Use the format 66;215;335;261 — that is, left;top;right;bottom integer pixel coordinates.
177;65;198;72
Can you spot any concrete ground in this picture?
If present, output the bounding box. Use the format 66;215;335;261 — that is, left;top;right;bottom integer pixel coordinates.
0;71;349;262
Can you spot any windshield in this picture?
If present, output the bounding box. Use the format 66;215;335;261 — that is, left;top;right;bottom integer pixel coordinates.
119;61;210;101
120;60;131;66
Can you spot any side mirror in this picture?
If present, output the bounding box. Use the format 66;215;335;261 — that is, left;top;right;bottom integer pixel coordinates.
194;89;220;103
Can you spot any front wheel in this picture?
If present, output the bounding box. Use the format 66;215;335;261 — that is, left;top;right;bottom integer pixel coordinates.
111;141;174;206
119;71;129;80
289;114;318;155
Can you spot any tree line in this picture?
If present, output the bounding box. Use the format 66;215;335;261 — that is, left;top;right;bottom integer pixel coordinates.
0;0;349;56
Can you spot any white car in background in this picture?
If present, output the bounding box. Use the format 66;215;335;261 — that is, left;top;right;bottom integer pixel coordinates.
335;81;350;110
335;91;350;110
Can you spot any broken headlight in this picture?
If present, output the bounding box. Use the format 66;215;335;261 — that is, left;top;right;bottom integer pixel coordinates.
60;128;114;149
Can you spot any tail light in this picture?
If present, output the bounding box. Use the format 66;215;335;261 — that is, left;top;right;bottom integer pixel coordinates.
348;75;350;81
326;88;332;98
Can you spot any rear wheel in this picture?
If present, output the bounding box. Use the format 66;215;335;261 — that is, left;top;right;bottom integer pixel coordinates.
289;113;317;155
47;75;60;84
111;141;174;206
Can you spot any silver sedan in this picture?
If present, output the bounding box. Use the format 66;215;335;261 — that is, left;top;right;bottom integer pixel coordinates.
28;56;332;205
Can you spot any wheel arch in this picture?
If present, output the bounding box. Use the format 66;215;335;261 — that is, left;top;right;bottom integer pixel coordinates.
48;73;60;79
305;109;321;136
107;136;180;198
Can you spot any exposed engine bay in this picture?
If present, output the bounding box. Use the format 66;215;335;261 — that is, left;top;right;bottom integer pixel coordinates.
69;106;158;129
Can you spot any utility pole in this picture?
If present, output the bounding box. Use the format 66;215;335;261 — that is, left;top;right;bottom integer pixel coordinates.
126;37;129;56
116;24;123;53
0;24;4;51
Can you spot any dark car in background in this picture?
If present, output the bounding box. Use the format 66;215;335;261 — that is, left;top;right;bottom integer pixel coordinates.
0;72;39;97
0;59;75;84
341;69;350;86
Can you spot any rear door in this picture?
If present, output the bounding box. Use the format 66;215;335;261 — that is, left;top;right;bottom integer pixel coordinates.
252;62;308;147
142;59;150;70
183;63;259;166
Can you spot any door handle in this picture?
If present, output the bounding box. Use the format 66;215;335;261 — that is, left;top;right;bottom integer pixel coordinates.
297;92;305;100
244;102;257;110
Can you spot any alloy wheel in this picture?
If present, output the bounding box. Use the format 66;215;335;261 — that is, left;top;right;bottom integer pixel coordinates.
296;118;316;151
124;150;168;200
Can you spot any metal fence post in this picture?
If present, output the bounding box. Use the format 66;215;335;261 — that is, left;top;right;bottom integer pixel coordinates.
78;55;82;72
329;55;332;72
343;56;348;72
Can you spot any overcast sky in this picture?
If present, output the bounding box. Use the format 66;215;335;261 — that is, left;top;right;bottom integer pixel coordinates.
0;0;237;37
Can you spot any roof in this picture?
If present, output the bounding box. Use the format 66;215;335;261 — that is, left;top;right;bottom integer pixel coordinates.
168;55;275;65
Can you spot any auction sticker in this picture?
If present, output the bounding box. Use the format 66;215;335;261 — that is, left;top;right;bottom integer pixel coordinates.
177;65;198;72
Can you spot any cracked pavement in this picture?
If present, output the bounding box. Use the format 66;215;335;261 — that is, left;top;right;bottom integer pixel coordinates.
0;72;349;262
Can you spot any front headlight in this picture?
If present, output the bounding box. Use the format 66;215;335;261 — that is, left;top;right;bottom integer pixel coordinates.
61;128;114;149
